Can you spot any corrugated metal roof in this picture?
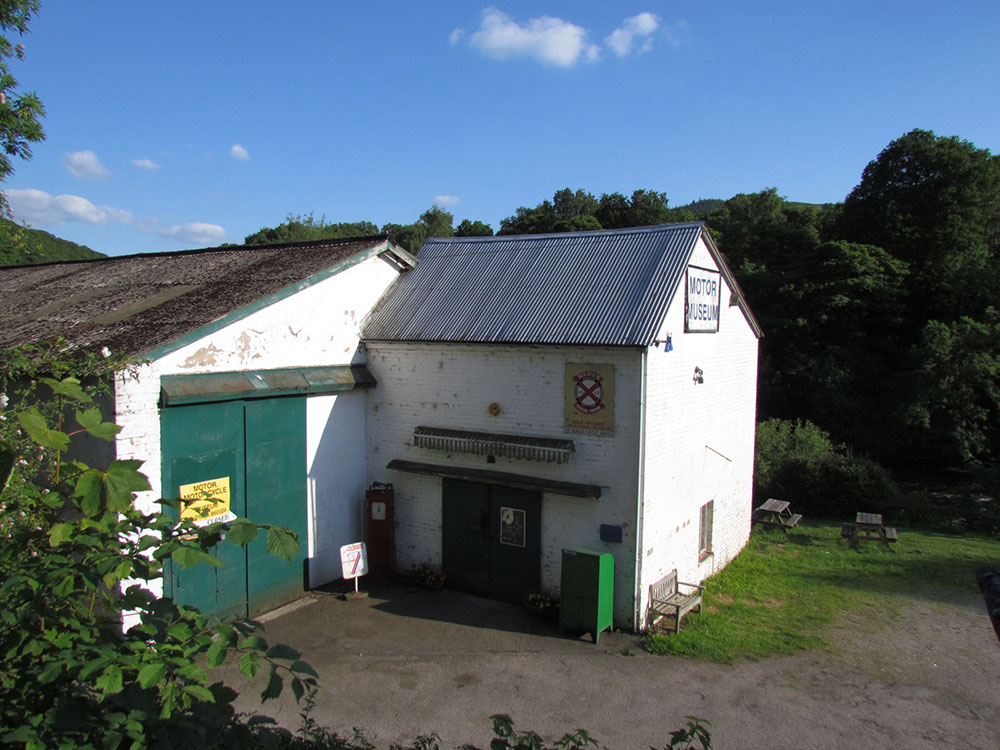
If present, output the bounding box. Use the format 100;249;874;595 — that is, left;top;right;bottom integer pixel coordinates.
0;235;414;360
363;223;706;347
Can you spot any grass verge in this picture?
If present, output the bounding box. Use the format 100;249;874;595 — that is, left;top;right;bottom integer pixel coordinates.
643;521;999;663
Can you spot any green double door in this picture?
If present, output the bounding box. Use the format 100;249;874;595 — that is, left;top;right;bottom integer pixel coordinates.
441;479;541;604
161;397;307;619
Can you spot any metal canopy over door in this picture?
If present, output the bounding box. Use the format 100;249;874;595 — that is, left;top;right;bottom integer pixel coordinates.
162;397;306;619
441;478;541;604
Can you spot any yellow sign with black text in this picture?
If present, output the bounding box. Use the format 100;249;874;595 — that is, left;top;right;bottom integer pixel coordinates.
179;476;236;526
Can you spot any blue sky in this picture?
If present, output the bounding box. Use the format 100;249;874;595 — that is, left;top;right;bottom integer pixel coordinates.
3;1;998;256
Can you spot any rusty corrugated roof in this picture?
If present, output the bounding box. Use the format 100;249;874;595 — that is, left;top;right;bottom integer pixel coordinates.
0;235;412;360
362;222;756;346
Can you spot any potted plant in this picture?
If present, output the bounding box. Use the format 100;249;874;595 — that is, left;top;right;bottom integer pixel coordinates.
410;561;446;590
526;593;559;621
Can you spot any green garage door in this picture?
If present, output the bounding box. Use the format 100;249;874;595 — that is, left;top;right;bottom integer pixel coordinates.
441;479;541;604
162;397;306;619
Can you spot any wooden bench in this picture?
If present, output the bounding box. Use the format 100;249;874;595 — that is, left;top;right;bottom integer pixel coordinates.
753;499;802;532
842;521;898;545
648;570;704;633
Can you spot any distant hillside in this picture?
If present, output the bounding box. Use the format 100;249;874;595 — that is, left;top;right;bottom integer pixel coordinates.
0;219;105;266
675;198;726;218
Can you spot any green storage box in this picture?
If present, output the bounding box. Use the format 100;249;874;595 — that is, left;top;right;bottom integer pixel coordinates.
559;548;614;643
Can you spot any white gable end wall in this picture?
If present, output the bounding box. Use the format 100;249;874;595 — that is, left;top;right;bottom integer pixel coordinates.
113;254;403;596
638;236;758;625
364;342;643;627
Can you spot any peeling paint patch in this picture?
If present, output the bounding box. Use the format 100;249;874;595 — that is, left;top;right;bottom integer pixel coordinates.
237;329;264;364
181;344;222;368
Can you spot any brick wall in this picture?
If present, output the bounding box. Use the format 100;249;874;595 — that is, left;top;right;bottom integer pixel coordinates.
364;342;644;627
638;237;759;626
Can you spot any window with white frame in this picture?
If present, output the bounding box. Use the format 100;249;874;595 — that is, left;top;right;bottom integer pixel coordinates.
699;500;714;558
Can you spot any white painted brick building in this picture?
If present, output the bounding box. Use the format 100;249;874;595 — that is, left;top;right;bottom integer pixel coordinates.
362;223;761;630
2;223;758;630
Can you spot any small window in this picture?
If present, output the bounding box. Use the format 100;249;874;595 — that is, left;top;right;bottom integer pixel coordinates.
699;500;714;559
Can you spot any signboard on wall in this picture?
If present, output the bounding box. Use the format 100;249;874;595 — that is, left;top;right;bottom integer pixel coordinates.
179;476;236;526
686;265;722;333
564;363;615;435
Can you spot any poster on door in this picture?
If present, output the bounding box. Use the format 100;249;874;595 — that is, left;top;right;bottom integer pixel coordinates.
500;506;526;547
564;363;615;435
179;476;236;526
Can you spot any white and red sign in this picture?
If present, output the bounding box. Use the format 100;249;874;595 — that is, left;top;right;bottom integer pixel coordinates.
339;542;368;579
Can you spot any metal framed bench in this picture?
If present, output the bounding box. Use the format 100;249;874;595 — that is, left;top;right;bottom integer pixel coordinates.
648;569;704;633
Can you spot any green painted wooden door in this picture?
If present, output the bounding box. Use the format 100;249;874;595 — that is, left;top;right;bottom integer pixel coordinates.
245;398;307;614
441;479;490;596
162;400;248;618
441;479;541;604
162;397;306;618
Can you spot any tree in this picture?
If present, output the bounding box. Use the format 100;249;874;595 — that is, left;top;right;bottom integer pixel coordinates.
595;188;689;229
0;0;44;215
455;218;493;237
908;311;1000;464
836;129;1000;319
0;347;316;748
498;188;601;235
381;205;455;254
244;213;378;245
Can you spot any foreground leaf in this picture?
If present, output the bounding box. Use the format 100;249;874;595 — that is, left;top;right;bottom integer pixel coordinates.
266;527;299;561
18;407;69;451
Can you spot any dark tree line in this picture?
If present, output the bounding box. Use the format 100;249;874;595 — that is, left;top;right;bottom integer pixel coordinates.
243;129;999;469
710;130;1000;468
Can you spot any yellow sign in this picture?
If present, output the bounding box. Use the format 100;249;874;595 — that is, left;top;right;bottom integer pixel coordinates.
564;363;615;435
179;476;235;526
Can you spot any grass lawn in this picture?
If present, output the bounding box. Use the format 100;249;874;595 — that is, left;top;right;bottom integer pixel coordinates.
643;521;999;663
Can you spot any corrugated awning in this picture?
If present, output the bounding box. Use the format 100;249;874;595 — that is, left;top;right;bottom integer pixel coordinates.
387;459;601;499
160;365;376;406
413;426;575;464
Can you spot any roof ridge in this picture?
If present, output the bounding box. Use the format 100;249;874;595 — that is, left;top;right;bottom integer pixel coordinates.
426;221;706;244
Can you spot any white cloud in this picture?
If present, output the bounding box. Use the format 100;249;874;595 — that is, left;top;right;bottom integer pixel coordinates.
449;28;464;45
229;143;250;161
63;150;110;180
434;194;461;206
4;188;129;225
4;187;226;246
468;8;598;68
131;157;161;171
606;12;660;57
158;222;226;245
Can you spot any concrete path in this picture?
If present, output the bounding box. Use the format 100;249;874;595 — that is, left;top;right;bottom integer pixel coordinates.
227;581;1000;749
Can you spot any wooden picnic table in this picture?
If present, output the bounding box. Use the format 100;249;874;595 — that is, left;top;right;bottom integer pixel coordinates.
753;498;802;532
841;511;898;550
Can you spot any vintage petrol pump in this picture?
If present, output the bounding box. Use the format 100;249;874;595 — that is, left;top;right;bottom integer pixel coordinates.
364;482;395;578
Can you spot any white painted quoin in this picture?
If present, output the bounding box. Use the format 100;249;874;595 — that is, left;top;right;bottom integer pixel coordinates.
362;224;760;630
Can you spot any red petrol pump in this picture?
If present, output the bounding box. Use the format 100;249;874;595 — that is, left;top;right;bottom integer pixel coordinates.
364;482;395;578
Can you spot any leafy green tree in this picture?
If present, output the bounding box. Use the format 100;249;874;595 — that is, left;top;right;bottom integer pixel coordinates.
836;129;1000;319
595;188;692;228
761;241;910;453
0;0;44;216
244;213;379;245
498;188;601;235
0;349;316;748
381;205;455;254
907;311;1000;463
455;218;493;237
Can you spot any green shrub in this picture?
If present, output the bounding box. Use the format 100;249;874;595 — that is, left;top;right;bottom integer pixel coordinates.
755;418;901;518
